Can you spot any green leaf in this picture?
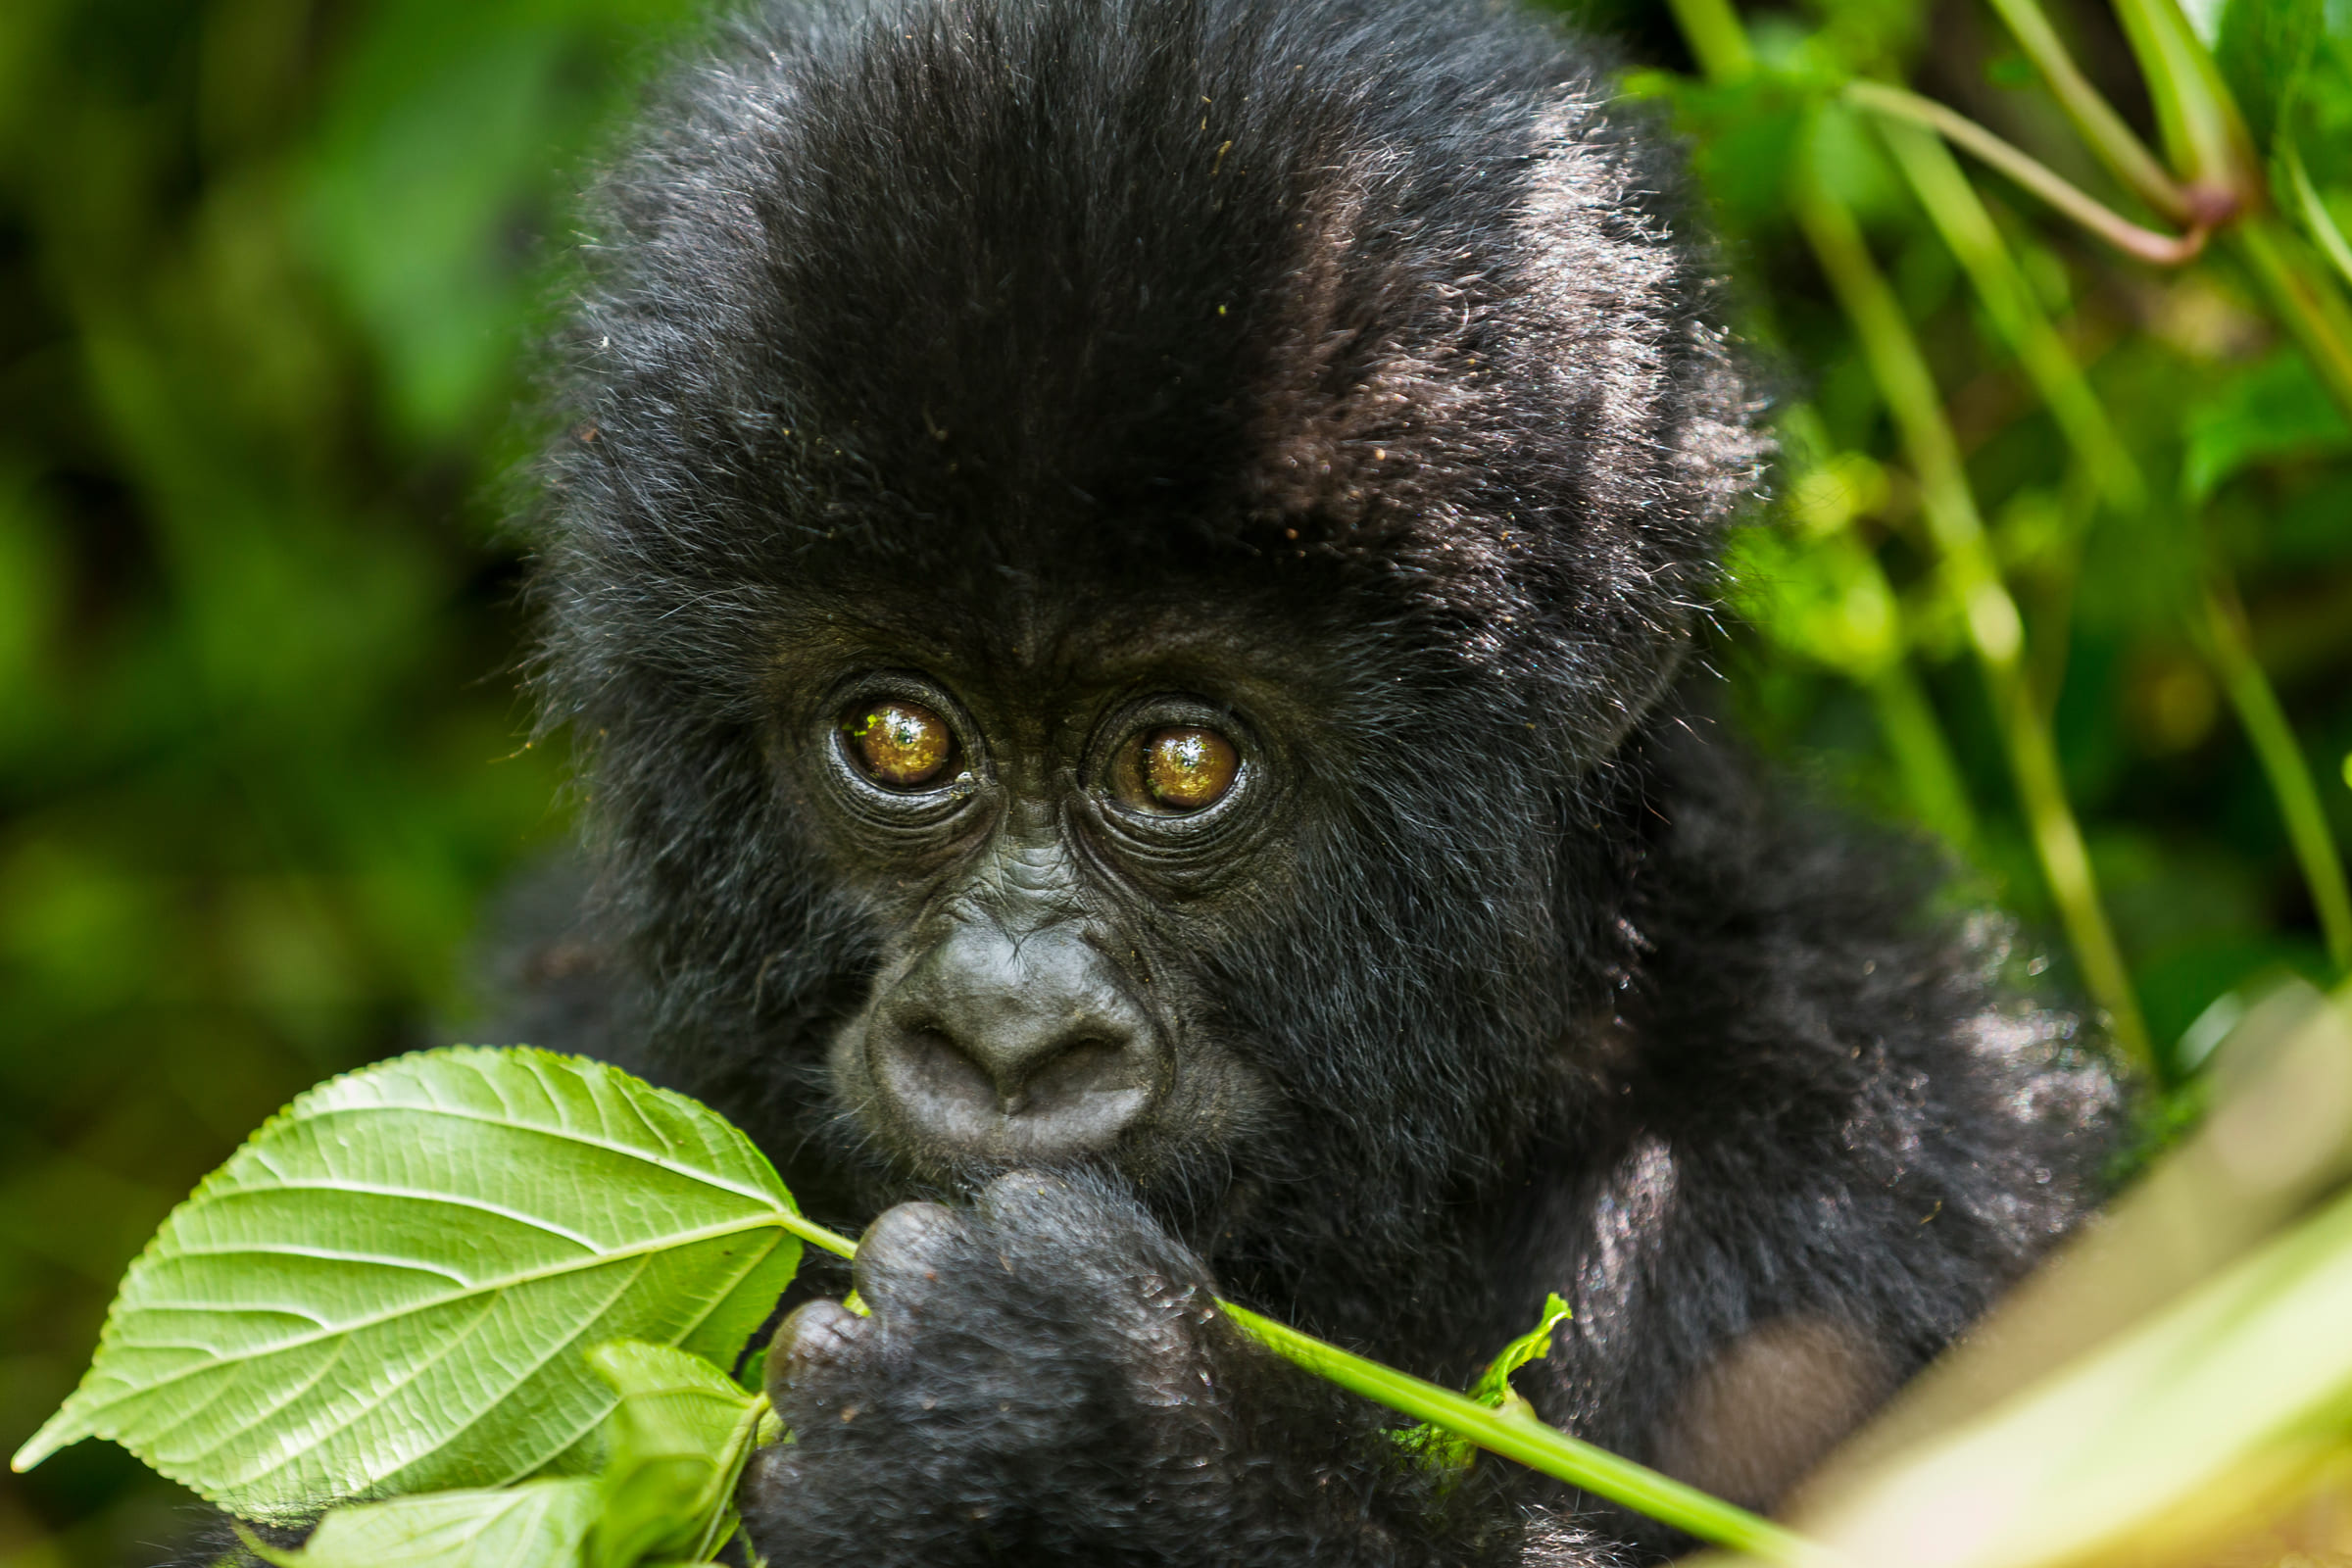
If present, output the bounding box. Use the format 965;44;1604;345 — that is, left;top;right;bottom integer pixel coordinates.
2216;0;2324;150
1726;522;1904;678
1395;1294;1572;1471
2182;347;2352;500
1463;1294;1573;1418
244;1479;600;1568
12;1048;804;1520
585;1341;768;1568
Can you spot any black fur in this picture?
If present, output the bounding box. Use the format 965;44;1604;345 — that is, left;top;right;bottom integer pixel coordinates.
507;0;2120;1561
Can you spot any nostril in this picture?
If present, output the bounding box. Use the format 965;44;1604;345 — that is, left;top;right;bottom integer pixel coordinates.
899;1026;999;1104
866;1012;1161;1160
1014;1039;1127;1117
892;1026;1122;1115
858;922;1167;1160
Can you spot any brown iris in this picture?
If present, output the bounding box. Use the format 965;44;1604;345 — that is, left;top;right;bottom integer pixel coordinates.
844;701;955;788
1122;725;1239;812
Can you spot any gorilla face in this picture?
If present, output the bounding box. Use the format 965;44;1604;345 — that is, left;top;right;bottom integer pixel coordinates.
765;583;1323;1186
532;0;1759;1261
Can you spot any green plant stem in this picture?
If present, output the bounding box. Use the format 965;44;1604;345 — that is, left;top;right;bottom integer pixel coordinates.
1977;0;2192;220
1874;118;2143;507
772;1213;1817;1559
780;1212;860;1259
695;1393;773;1562
1792;149;2156;1074
2283;139;2352;293
1663;0;1755;82
1867;658;1982;849
1217;1303;1833;1568
2232;216;2352;425
1662;0;2153;1069
1848;81;2207;265
1880;114;2352;985
2198;586;2352;974
2105;0;2257;199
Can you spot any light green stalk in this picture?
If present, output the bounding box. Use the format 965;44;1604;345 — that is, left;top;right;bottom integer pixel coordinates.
1868;657;1983;850
1878;115;2352;978
774;1214;1819;1561
2196;588;2352;973
1848;82;2207;265
1790;172;2154;1071
1220;1303;1834;1568
2086;0;2352;425
2233;216;2352;424
2105;0;2257;198
1873;120;2140;505
1976;0;2192;220
2283;140;2352;292
1667;0;2154;1070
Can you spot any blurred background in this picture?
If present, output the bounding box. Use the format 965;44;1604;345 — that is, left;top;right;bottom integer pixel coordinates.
0;0;2346;1560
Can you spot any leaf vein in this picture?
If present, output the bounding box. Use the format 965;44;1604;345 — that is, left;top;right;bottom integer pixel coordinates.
288;1101;782;1208
167;1246;472;1284
223;1288;503;1493
209;1183;605;1250
67;1214;787;1417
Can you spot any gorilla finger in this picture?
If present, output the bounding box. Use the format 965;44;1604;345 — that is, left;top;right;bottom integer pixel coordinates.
848;1200;966;1313
971;1168;1075;1226
766;1298;868;1395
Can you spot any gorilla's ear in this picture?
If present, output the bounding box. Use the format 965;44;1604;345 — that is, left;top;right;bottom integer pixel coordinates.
1512;98;1766;529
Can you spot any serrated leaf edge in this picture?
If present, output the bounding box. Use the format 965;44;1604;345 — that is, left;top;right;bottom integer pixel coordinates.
12;1047;795;1480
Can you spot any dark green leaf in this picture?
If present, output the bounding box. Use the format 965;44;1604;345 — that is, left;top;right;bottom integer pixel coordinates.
2216;0;2324;149
2182;348;2352;501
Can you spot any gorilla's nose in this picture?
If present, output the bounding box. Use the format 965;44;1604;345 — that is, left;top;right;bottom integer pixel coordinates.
865;918;1166;1161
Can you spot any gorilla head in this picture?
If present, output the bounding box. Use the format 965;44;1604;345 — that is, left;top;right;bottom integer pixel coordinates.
534;0;1762;1241
519;0;2106;1556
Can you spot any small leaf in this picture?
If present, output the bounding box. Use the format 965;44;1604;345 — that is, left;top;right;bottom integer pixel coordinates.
585;1341;766;1568
13;1048;804;1520
2182;348;2352;501
1396;1294;1571;1472
244;1480;599;1568
1464;1294;1573;1418
1726;523;1903;678
2216;0;2324;149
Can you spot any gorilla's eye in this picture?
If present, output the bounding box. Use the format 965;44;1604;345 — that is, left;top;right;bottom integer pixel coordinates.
1117;725;1239;813
843;701;956;789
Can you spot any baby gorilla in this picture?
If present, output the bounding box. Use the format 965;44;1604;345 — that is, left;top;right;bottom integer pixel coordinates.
515;0;2120;1561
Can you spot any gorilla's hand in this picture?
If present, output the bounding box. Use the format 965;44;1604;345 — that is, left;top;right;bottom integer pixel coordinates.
738;1172;1521;1567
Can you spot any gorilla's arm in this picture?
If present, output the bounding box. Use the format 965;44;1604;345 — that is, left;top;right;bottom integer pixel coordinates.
1494;730;2116;1554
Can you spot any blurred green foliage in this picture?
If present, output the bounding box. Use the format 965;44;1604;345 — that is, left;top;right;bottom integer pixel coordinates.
1629;0;2352;1064
0;0;2347;1561
0;0;702;1559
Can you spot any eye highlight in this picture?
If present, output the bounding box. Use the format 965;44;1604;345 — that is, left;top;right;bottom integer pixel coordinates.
843;701;955;789
1115;725;1239;814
